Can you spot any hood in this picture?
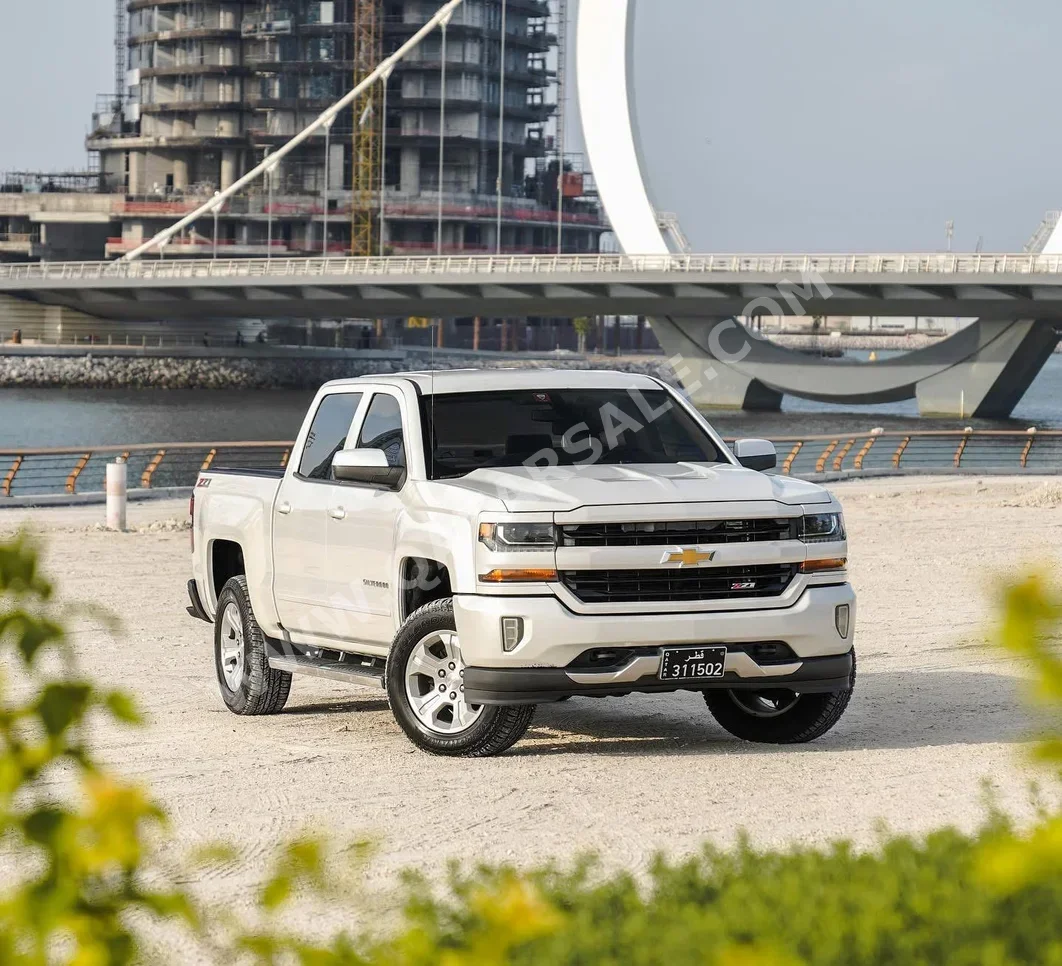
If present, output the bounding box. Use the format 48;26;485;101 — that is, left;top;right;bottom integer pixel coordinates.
441;463;833;513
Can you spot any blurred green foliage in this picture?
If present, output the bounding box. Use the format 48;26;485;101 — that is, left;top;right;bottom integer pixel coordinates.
0;532;193;964
1;535;1061;965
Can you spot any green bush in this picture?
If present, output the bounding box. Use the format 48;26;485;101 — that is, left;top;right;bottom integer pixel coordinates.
1;534;1061;965
379;823;1062;966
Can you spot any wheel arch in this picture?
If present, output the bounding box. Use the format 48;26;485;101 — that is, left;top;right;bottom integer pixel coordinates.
210;538;246;603
399;556;453;623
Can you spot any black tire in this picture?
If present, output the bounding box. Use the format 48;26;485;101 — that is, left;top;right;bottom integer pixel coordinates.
703;650;856;744
214;575;291;716
385;598;535;757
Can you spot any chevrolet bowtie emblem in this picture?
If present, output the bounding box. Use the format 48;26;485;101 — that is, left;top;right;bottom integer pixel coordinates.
663;548;716;567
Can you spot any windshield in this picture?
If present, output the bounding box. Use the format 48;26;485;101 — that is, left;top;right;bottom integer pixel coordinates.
420;388;726;480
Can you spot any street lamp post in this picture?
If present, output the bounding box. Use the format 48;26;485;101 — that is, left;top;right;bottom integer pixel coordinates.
496;0;507;254
212;190;221;259
322;113;335;256
265;155;278;261
555;0;567;255
380;67;392;257
437;15;451;255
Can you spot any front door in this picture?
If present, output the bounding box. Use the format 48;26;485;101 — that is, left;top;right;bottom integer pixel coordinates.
272;390;364;642
325;390;408;647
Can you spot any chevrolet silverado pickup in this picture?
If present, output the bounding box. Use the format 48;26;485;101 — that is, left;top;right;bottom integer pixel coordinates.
187;369;856;757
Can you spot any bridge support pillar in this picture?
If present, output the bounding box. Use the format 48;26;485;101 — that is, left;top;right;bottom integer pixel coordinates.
651;316;782;411
915;319;1060;418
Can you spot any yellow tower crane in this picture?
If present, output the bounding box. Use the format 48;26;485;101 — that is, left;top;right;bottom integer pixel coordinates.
351;0;383;256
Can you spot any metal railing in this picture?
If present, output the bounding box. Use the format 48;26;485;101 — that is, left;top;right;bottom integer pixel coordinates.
0;443;292;498
771;429;1061;477
6;252;1062;285
3;430;1062;498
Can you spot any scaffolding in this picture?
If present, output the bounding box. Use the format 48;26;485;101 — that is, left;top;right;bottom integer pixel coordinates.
351;0;383;256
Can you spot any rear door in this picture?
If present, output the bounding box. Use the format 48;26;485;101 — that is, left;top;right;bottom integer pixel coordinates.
324;388;409;647
273;390;364;641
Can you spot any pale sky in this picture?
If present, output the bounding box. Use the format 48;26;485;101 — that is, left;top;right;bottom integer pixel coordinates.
0;0;1057;252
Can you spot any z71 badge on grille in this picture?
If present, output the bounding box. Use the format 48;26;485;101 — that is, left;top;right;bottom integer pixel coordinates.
731;580;757;590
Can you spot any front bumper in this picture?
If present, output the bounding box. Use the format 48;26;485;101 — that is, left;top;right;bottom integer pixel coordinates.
464;651;855;705
453;583;855;667
454;583;856;705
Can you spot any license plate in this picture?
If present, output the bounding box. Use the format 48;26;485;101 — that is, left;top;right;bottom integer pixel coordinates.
659;646;728;682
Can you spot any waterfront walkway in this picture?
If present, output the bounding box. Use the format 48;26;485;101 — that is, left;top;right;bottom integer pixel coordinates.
2;429;1058;501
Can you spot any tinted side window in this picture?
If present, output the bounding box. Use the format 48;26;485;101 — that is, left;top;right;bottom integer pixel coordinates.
357;394;406;468
299;392;363;480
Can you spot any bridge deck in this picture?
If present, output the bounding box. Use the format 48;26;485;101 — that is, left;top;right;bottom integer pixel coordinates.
5;253;1062;323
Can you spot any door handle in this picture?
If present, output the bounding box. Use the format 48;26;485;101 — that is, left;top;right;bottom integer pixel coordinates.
277;502;292;515
329;507;347;520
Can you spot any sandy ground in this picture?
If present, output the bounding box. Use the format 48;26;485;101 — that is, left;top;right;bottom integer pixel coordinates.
1;477;1060;924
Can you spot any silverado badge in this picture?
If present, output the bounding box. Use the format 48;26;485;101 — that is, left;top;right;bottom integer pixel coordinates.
662;548;716;567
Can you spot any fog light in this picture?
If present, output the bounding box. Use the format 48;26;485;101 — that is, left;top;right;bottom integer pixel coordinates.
501;617;524;652
835;604;851;639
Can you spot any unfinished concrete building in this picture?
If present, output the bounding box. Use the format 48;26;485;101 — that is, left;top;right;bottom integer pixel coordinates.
82;0;606;258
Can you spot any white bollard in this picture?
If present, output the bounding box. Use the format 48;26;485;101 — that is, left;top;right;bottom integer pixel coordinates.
106;458;128;532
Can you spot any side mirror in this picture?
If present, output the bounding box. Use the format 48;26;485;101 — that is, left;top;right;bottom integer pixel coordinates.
332;449;405;489
733;438;777;472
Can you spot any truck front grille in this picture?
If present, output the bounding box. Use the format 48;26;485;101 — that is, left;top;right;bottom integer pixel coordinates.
560;518;797;548
559;564;798;604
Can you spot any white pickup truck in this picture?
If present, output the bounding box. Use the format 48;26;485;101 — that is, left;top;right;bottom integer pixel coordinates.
188;369;856;757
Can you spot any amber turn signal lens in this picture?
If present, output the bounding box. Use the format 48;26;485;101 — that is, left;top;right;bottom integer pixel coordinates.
479;569;559;583
800;558;847;574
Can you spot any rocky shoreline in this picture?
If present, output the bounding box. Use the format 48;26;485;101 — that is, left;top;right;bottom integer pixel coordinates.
0;330;965;390
769;332;939;351
0;349;682;391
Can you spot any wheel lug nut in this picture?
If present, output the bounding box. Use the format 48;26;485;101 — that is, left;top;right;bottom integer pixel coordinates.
438;670;445;677
448;662;456;670
459;669;464;677
460;685;464;692
439;684;446;692
450;692;457;700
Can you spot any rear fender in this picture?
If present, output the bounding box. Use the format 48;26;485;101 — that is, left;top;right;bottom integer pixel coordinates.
199;489;281;634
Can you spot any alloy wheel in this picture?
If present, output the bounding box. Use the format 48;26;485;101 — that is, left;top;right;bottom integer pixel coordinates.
219;602;246;692
404;630;484;734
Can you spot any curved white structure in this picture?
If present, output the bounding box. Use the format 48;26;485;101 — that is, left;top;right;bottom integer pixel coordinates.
574;0;1060;417
576;0;668;256
1044;217;1062;255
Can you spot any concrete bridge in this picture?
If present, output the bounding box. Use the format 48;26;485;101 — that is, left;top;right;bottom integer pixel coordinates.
7;251;1062;321
3;251;1062;416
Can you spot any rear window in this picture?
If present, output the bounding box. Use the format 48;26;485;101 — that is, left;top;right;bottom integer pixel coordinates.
420;388;723;480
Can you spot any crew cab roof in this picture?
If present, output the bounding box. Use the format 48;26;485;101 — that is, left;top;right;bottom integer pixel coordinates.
321;368;666;395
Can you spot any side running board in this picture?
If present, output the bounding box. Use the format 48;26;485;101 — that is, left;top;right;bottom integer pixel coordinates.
266;640;385;690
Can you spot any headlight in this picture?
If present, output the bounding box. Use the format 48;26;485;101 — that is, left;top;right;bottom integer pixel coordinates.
479;522;557;552
800;513;845;543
